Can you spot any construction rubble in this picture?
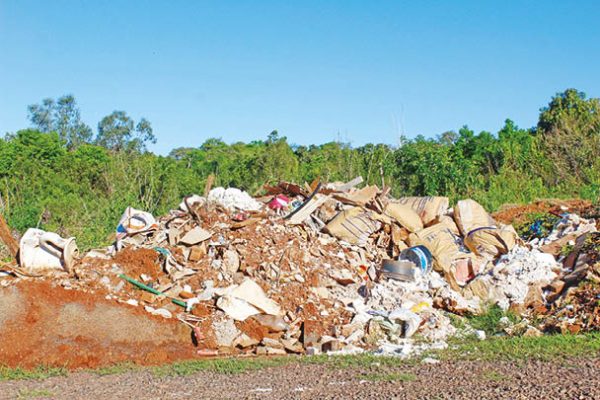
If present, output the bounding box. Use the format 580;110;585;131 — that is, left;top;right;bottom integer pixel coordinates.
1;177;599;358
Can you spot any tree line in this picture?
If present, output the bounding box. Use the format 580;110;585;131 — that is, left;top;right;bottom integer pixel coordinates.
1;89;598;249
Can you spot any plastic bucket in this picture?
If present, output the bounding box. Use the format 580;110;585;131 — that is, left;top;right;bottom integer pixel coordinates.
381;259;419;282
399;245;433;274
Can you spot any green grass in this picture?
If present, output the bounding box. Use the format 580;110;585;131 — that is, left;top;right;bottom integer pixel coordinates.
481;370;510;382
443;332;600;361
16;388;54;399
465;304;520;336
151;353;415;377
0;365;67;381
360;372;416;382
93;362;140;376
151;356;292;377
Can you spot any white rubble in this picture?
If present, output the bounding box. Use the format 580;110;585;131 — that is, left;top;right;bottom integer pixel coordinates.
207;187;262;211
488;246;560;309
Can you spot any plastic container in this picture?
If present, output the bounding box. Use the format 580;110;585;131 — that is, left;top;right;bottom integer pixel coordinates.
399;245;433;274
381;259;419;282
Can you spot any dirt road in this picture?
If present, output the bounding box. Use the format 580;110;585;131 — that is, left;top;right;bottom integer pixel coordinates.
1;357;598;399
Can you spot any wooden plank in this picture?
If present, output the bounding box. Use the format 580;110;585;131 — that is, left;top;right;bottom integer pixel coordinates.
286;194;330;225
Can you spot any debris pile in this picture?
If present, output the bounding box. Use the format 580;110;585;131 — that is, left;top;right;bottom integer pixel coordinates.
1;177;598;359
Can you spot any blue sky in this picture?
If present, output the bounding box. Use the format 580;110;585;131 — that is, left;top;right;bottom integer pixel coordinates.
1;1;599;154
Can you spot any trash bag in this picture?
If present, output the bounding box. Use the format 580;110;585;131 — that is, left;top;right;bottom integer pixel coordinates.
326;207;381;246
383;203;423;233
395;196;449;225
408;218;479;285
454;199;497;236
464;225;517;260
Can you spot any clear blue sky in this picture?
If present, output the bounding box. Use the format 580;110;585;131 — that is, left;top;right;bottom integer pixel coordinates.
1;1;599;154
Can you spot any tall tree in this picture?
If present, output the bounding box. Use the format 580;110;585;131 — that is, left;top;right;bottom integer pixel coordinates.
96;111;156;152
28;95;93;148
537;89;600;184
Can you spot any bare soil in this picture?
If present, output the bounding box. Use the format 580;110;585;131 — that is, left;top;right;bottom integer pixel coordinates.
492;199;592;225
0;281;196;369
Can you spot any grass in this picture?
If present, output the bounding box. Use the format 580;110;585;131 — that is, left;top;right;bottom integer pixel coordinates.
465;304;520;336
443;332;600;361
151;353;415;377
0;365;67;381
2;333;600;381
360;372;416;382
93;362;140;376
481;370;510;382
16;388;54;399
151;356;292;377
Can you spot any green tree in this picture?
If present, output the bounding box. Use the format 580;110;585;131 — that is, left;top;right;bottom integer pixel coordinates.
96;111;156;152
28;95;93;148
537;89;600;185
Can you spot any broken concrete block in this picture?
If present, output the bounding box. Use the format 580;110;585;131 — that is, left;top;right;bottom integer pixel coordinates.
255;346;286;355
216;295;261;321
261;337;284;349
234;333;260;348
301;320;320;348
179;226;212;245
329;268;356;285
311;287;330;299
321;339;342;353
230;279;282;316
281;338;303;353
140;291;157;304
212;315;241;348
188;244;207;262
252;314;289;332
223;249;240;274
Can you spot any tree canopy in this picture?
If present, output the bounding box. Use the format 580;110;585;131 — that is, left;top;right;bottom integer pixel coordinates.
1;88;597;249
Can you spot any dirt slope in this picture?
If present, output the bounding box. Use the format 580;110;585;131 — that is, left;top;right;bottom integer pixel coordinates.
0;281;195;369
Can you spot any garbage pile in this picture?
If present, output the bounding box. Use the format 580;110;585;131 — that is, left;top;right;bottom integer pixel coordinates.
1;177;598;357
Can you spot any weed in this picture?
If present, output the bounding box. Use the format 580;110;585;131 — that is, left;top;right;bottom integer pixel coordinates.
3;332;600;382
560;243;575;257
466;304;519;335
515;212;560;240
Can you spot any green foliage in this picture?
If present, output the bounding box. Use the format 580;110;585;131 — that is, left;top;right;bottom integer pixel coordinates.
28;95;93;149
16;388;55;399
2;89;598;249
466;304;520;336
96;111;156;153
537;89;600;185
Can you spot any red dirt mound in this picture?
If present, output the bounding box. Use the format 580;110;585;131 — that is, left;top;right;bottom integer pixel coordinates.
0;280;196;369
493;199;592;226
